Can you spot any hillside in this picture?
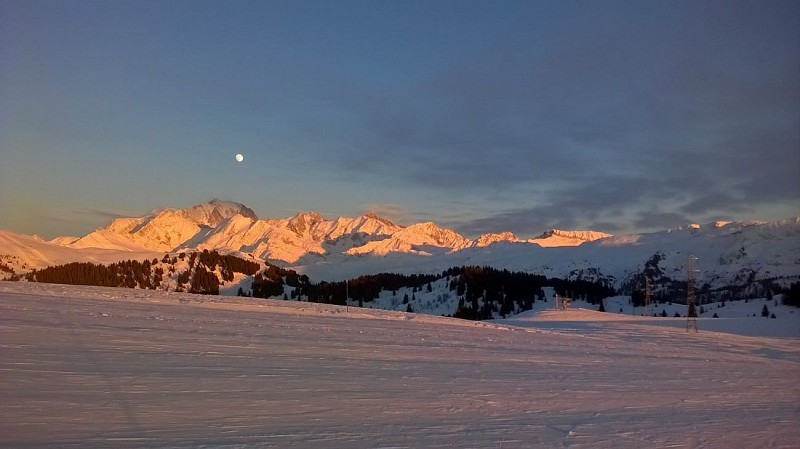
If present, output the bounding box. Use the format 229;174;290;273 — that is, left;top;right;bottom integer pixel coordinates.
0;229;160;275
2;201;798;304
2;282;798;448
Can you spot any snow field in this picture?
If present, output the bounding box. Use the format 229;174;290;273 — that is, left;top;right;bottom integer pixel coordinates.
505;294;800;338
1;282;799;448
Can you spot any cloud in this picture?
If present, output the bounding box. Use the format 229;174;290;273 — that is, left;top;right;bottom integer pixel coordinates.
634;212;694;230
319;2;799;233
80;207;139;220
680;192;745;216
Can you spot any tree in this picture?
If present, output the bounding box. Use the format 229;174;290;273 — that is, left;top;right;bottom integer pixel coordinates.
598;299;605;312
406;304;414;313
761;304;770;317
784;282;800;307
453;305;479;321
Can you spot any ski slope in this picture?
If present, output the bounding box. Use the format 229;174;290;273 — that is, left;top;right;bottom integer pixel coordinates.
1;282;798;448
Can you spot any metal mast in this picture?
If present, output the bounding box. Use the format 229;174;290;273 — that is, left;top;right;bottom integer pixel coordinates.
686;255;699;332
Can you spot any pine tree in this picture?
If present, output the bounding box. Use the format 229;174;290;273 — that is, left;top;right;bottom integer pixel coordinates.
761;304;770;317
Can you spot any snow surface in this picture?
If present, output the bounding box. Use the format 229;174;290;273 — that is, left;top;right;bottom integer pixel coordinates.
497;290;800;339
2;282;798;448
528;229;613;247
0;229;160;273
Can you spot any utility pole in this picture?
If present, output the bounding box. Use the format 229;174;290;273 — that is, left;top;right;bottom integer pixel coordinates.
645;277;652;316
686;255;699;332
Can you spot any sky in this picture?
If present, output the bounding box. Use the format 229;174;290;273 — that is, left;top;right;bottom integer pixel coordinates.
1;0;798;240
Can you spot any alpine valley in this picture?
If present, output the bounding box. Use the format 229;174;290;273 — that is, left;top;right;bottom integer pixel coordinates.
1;200;799;318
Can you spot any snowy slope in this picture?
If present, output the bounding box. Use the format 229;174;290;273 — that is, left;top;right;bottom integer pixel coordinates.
475;231;522;246
1;282;798;448
191;211;404;263
327;219;800;289
65;199;257;252
346;221;472;256
529;229;613;247
0;229;159;276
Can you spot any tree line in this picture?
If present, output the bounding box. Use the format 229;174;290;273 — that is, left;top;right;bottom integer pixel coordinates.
21;252;798;320
25;250;261;295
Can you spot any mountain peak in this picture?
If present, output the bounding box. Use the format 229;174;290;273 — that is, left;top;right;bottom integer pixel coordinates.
476;231;521;247
188;200;258;226
287;211;326;235
401;222;472;250
530;229;612;247
290;211;325;223
362;212;397;227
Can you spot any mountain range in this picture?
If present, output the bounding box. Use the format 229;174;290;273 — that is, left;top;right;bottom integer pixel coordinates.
1;200;799;295
41;200;611;263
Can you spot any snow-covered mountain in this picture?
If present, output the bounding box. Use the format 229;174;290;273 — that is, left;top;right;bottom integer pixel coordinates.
475;232;523;247
295;218;800;298
0;229;160;275
64;199;257;252
529;229;613;247
192;210;405;263
346;221;472;257
46;201;473;264
2;200;798;297
47;200;611;262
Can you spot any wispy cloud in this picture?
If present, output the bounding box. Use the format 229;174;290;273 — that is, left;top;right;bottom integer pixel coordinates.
80;207;139;220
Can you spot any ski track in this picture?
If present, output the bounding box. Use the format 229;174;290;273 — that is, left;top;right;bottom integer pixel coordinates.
1;283;799;448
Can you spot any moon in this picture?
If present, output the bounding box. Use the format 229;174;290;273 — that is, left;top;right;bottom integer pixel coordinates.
235;153;244;163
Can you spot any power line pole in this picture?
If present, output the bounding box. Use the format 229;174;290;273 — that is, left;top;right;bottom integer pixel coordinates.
686;255;699;332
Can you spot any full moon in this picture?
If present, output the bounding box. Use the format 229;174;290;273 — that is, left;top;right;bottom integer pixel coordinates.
235;153;244;162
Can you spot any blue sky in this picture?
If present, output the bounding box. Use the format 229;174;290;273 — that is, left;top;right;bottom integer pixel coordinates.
1;0;798;239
